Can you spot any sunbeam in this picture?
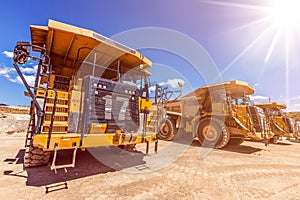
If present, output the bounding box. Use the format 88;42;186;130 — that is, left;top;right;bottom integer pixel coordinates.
285;30;290;105
198;0;266;11
217;17;270;36
264;28;281;63
220;26;271;75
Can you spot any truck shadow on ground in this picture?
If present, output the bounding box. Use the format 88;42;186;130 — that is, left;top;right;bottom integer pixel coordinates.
190;140;264;154
3;147;148;188
247;139;293;146
288;139;300;144
220;144;263;154
270;142;293;146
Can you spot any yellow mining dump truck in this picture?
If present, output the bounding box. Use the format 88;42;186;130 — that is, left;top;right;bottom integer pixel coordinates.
255;102;295;143
13;20;157;171
154;80;271;148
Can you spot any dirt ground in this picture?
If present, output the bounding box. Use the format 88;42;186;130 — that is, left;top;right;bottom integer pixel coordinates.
1;110;300;200
1;135;300;200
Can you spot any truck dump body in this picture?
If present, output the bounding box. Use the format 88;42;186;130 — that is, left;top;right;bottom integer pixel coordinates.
164;80;254;117
183;80;254;99
163;80;254;116
30;20;152;75
255;102;287;110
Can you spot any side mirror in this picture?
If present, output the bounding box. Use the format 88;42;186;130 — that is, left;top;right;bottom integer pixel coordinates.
13;42;31;64
178;81;183;88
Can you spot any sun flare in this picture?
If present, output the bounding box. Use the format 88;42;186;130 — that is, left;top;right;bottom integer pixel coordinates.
201;0;300;109
270;0;300;28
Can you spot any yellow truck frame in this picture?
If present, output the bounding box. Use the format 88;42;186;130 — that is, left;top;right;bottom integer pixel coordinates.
13;20;157;171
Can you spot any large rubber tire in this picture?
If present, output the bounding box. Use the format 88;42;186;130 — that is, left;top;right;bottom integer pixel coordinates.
227;137;245;146
197;117;230;149
157;118;177;141
24;145;52;168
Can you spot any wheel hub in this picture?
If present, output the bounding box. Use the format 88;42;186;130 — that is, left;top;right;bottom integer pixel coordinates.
161;124;169;135
203;125;218;141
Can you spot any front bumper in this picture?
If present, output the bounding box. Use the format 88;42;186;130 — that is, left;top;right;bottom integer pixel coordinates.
33;132;157;151
248;132;274;141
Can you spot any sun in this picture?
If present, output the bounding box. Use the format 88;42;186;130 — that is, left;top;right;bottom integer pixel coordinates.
199;0;300;110
269;0;300;28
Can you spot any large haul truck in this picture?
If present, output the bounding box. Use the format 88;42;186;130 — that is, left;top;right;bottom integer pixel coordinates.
154;80;271;148
255;102;295;143
13;20;157;171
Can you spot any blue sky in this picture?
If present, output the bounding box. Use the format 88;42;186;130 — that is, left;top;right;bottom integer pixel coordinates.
1;0;300;111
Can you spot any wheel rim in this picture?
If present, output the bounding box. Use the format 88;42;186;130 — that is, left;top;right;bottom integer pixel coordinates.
202;125;218;141
161;123;169;136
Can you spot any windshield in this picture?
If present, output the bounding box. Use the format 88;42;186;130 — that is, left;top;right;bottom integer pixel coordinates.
121;73;142;87
231;95;253;106
73;48;150;85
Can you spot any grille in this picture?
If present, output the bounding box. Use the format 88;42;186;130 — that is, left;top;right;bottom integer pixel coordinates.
80;76;139;134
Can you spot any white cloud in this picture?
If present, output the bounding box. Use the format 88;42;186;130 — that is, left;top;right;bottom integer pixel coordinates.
5;74;17;83
286;103;300;112
250;95;270;101
20;65;38;74
149;86;156;94
2;51;13;58
3;74;10;78
17;75;35;86
148;79;184;97
0;67;13;75
158;79;185;89
289;96;300;101
4;74;35;86
0;65;35;86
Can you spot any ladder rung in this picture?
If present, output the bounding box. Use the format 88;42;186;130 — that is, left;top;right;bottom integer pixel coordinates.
46;103;68;108
45;112;69;116
42;132;67;134
43;121;69;126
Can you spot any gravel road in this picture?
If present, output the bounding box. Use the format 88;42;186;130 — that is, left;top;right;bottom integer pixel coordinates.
1;134;300;200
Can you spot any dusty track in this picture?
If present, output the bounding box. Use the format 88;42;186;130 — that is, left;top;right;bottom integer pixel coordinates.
1;135;300;200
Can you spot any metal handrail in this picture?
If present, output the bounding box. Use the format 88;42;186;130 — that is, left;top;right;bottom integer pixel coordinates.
12;42;60;149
